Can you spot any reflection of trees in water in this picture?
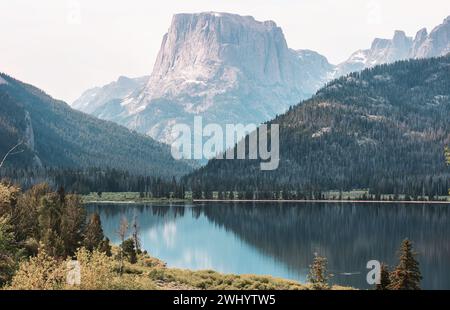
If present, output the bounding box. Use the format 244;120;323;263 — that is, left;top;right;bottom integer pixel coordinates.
85;204;192;243
201;203;450;289
85;203;450;289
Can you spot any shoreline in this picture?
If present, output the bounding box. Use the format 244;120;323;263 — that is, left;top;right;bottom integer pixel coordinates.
83;199;450;205
193;199;450;204
82;200;189;204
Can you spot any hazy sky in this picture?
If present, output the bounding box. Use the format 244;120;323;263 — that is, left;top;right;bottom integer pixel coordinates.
1;0;449;103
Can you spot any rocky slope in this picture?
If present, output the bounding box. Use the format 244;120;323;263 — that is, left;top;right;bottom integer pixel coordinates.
72;75;149;115
73;13;450;146
73;12;333;143
335;16;450;76
0;73;192;177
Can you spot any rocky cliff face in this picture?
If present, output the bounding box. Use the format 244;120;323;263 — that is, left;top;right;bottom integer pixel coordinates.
0;72;192;176
413;16;450;58
124;12;332;142
74;12;332;143
336;16;450;76
73;13;450;144
72;75;148;115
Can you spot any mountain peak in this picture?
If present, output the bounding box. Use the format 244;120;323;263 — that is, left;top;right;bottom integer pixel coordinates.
414;28;428;40
370;38;391;50
172;11;277;27
115;12;325;142
413;15;450;58
392;30;411;43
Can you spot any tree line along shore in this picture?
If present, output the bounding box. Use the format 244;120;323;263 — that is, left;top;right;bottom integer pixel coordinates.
1;182;424;290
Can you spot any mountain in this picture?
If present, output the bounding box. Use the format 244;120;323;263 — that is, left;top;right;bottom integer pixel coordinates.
184;55;450;196
72;75;149;115
0;73;192;177
73;14;450;145
72;12;333;143
336;16;450;76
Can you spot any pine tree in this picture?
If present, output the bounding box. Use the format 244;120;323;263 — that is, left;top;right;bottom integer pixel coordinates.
99;237;112;257
376;263;391;290
388;239;422;290
307;253;332;290
0;216;20;286
121;238;137;264
83;213;104;252
60;195;85;256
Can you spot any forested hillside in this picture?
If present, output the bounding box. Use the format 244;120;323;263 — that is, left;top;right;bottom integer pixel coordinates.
0;73;192;177
185;55;450;197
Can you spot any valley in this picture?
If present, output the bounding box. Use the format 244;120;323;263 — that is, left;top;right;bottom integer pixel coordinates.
1;7;449;294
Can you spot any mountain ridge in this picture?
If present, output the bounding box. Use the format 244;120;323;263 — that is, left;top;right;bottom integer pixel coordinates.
0;72;192;177
72;12;333;143
335;16;450;76
183;55;450;196
72;13;450;148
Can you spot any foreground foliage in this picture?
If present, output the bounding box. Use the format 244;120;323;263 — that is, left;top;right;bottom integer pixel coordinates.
0;183;423;290
0;182;110;285
388;239;422;290
6;247;352;290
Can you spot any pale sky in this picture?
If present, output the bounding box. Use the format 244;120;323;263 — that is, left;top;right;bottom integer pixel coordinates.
1;0;449;103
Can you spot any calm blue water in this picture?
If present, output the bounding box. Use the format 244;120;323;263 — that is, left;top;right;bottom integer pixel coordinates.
86;202;450;289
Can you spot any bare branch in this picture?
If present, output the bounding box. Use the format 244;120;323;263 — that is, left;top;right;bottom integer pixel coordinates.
0;141;24;169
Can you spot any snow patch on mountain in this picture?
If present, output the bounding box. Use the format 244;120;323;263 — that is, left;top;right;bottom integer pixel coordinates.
72;14;450;145
87;12;333;143
72;75;149;115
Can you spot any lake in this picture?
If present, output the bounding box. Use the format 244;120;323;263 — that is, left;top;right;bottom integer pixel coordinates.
86;202;450;289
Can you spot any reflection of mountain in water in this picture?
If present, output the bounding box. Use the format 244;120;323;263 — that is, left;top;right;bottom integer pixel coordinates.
87;204;196;242
201;203;450;289
86;203;450;289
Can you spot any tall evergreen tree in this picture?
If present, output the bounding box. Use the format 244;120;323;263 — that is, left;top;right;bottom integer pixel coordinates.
307;253;332;290
61;195;86;256
376;263;391;290
121;238;137;264
83;213;104;252
388;239;422;290
0;216;20;286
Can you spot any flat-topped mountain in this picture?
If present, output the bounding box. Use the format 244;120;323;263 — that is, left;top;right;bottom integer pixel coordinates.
73;14;450;148
73;12;332;143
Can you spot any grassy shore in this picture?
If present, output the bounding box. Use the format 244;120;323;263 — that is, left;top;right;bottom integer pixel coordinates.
118;255;353;290
82;191;450;205
81;192;190;204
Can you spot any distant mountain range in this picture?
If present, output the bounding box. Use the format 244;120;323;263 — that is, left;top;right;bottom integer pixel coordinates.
334;16;450;77
72;13;450;145
71;12;335;143
0;73;192;177
184;55;450;195
73;75;149;115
